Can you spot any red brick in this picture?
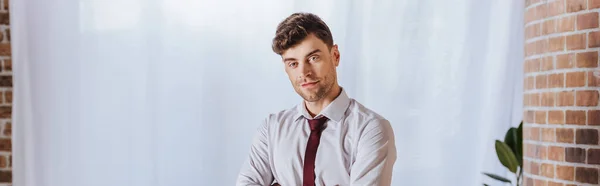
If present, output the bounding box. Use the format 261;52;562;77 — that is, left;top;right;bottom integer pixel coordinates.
531;93;541;106
541;56;554;71
548;73;564;88
591;0;600;9
6;28;10;42
3;59;10;72
526;23;541;39
548;0;566;17
576;90;599;106
556;53;576;69
527;126;541;140
566;34;585;50
556;91;575;106
6;91;11;104
537;75;548;89
0;139;9;151
575;167;599;184
590;31;600;48
548;110;565;124
590;110;600;125
565;147;586;162
542;128;555;142
538;145;548;159
536;111;547;124
526;110;536;124
588;148;600;164
0;76;11;88
530;161;540;175
557;128;574;143
576;128;599;144
526;58;541;73
0;171;10;183
566;72;585;87
526;76;536;90
524;144;533;159
576;51;598;68
577;12;598;30
526;42;536;57
558;15;576;33
541;163;555;178
0;106;10;119
566;110;586;125
525;176;534;186
557;165;575;181
548;146;565;161
589;71;599;87
0;13;8;25
541;92;555;106
549;36;566;51
535;4;548;21
3;122;10;136
542;19;557;35
567;0;587;12
577;12;599;30
526;7;537;24
0;43;9;56
537;39;549;54
0;156;6;168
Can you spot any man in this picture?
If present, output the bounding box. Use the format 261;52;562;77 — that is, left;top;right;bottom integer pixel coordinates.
236;12;397;186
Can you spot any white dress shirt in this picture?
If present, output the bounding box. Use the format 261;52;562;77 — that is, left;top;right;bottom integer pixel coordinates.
236;89;397;186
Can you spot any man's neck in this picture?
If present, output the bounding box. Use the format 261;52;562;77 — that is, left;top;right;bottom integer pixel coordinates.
305;85;342;118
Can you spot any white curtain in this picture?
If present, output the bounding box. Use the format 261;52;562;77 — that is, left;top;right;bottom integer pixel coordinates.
12;0;524;185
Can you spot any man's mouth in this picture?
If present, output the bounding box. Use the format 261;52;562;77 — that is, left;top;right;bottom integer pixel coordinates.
301;81;319;88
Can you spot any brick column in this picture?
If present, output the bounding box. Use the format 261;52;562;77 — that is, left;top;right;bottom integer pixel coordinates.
0;0;9;185
523;0;600;185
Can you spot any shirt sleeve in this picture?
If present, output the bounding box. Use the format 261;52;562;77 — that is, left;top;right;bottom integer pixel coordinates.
350;118;397;186
236;118;274;186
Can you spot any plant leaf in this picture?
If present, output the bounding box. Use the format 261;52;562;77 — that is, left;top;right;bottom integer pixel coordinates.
516;121;523;166
504;128;518;155
504;127;522;166
495;140;519;173
483;172;512;183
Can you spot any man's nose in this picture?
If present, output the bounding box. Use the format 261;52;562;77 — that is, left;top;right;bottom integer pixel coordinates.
299;62;312;78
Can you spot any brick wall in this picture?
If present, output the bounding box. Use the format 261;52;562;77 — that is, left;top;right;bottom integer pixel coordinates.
523;0;600;185
0;0;9;185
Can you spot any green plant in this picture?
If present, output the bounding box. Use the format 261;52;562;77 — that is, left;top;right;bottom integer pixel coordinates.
482;121;523;186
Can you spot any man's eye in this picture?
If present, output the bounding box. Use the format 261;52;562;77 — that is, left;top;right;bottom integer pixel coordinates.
288;62;298;67
309;56;319;62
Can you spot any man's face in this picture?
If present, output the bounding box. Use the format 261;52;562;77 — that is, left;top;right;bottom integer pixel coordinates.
281;34;340;102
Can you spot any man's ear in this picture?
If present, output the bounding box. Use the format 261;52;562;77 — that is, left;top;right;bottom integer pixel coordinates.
332;44;340;67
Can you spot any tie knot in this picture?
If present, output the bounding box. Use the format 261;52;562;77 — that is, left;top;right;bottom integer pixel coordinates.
307;117;328;131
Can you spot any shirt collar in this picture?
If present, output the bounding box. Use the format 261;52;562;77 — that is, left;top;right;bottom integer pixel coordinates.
295;87;351;123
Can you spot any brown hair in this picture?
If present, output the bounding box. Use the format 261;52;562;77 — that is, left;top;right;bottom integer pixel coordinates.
272;12;334;55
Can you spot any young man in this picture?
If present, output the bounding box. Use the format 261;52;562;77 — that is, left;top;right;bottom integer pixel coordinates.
236;12;397;186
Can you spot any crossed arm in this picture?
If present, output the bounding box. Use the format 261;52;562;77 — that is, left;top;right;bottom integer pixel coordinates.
236;120;274;186
236;118;397;186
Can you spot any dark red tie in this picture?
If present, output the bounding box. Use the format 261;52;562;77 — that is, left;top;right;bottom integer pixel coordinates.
303;117;328;186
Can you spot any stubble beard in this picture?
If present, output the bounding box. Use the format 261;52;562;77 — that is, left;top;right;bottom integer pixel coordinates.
295;73;335;102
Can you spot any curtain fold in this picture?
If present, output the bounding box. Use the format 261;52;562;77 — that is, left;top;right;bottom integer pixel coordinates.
12;0;524;185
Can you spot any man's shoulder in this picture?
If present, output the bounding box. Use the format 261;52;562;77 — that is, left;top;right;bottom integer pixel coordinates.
347;99;388;123
262;104;300;124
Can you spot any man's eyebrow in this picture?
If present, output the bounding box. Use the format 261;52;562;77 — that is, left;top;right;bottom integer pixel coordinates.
282;49;321;62
304;49;321;58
